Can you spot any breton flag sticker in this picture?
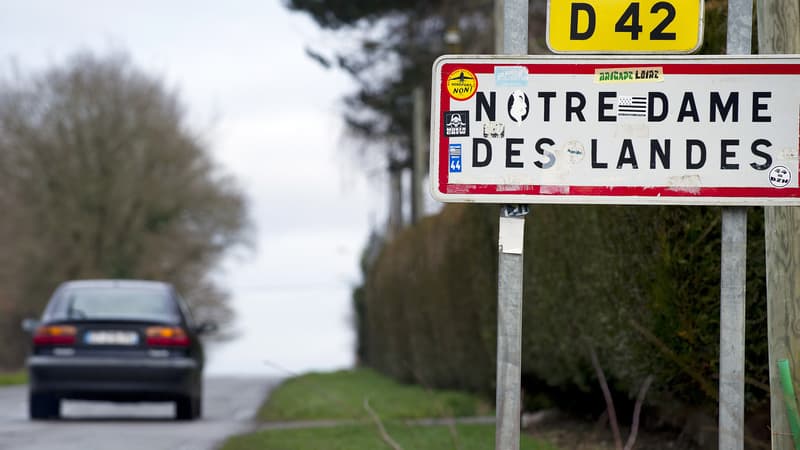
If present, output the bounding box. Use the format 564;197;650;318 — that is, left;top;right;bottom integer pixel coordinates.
617;96;647;117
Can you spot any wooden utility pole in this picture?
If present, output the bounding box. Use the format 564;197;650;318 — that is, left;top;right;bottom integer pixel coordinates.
759;1;800;447
411;86;426;224
387;158;404;237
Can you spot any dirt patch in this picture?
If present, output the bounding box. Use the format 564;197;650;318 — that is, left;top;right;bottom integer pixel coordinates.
523;411;700;450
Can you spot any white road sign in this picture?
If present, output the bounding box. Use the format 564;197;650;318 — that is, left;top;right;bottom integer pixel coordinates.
430;55;800;205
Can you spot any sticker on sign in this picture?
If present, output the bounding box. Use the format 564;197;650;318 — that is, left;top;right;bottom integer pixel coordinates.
429;55;800;206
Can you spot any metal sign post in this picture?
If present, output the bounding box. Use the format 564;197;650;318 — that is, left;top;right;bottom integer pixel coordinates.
496;205;527;450
495;1;528;449
719;208;747;449
719;1;752;449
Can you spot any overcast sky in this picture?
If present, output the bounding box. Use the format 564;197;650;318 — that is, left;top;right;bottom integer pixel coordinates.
0;1;382;376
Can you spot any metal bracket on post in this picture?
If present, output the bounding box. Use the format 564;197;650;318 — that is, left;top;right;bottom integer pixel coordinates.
502;204;529;218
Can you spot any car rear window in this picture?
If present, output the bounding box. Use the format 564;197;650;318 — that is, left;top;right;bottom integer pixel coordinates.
49;287;180;322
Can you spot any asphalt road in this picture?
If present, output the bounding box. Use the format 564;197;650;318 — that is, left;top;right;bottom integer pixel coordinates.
0;377;278;450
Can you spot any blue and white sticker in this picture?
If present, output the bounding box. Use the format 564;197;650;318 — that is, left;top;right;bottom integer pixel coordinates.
495;66;528;87
449;143;462;173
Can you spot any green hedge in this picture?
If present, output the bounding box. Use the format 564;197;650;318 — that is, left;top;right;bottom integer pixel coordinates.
361;203;768;424
363;205;499;393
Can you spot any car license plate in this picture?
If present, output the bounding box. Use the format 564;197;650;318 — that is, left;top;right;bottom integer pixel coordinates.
84;331;139;346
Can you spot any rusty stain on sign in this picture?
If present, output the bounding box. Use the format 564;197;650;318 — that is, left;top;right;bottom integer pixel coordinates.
540;185;571;195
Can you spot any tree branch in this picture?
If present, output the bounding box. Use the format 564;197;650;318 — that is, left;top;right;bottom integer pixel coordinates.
624;375;654;450
364;398;404;450
588;345;623;450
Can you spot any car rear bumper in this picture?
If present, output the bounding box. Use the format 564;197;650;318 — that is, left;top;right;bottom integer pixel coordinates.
28;355;200;402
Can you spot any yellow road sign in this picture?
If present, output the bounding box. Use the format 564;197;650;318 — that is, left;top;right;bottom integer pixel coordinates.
547;0;703;53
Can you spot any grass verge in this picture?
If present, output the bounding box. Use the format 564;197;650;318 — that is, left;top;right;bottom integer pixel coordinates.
0;370;26;386
222;423;557;450
221;368;559;450
258;368;491;421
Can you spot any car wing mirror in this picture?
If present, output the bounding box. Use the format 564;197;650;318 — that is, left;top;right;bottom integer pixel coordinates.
21;318;40;333
195;321;217;336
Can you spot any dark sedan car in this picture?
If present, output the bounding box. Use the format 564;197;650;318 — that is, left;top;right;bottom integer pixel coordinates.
24;279;214;421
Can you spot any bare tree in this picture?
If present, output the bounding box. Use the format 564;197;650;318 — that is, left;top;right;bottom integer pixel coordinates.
0;52;251;367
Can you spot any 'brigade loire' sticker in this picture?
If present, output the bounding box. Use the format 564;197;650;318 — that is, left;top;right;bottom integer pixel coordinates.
595;67;664;84
447;69;477;100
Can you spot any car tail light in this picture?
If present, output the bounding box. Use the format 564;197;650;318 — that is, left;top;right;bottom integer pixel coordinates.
146;326;189;347
33;325;77;346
